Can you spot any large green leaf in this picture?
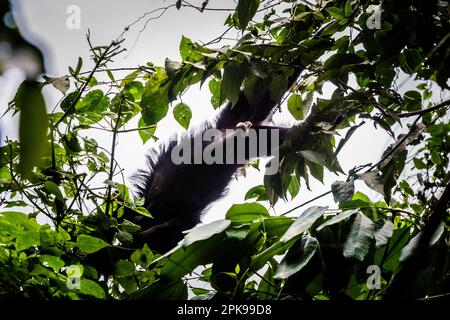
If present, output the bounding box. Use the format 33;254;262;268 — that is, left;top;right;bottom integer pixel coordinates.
235;0;260;30
173;102;192;129
274;235;318;279
183;219;231;247
76;89;109;113
79;279;106;299
374;219;394;247
220;61;247;106
399;224;445;262
77;234;109;254
225;203;269;222
262;216;294;238
39;255;64;272
130;279;187;300
160;234;223;280
316;209;359;231
287;94;305;120
280;206;328;243
140;68;170;125
16;230;40;251
141;89;169;125
343;213;375;261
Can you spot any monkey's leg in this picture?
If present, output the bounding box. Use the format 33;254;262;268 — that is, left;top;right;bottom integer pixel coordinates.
135;219;182;252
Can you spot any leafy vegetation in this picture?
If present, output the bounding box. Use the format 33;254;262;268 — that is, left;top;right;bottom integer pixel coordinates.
0;0;449;300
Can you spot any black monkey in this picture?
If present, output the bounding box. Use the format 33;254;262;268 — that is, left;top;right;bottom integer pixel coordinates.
124;66;304;253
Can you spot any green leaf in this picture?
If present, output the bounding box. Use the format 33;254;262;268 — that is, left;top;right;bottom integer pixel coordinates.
60;91;79;114
44;181;64;202
123;81;144;101
62;133;82;153
245;185;269;201
179;36;203;62
274;235;318;279
358;171;385;196
120;220;141;234
76;90;109;114
165;58;183;78
235;0;260;30
114;260;135;276
141;93;169;125
300;150;327;165
403;90;422;111
345;0;352;16
39;255;64;272
430;149;442;165
220;61;247;106
281;206;328;243
137;117;156;144
399;180;414;196
374;220;394;247
133;206;153;218
209;78;222;109
258;261;281;299
131;244;154;267
120;69;142;87
225;203;270;222
74;57;83;75
80;279;106;299
343;213;375;261
183;219;231;247
16;230;40;251
173;103;192;129
159;235;223;280
399;224;444;262
324;53;364;70
17;81;49;178
263;216;294;238
316;209;359;231
77;234;109;254
305;160;324;183
268;71;291;100
413;157;426;169
131;279;187;300
140;73;169;127
288;175;300;199
115;230;134;247
287;94;304;120
325;7;345;19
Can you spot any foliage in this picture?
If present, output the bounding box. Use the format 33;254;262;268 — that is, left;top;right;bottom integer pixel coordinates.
0;0;449;300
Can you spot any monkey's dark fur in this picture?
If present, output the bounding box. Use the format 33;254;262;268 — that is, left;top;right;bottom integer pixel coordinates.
124;68;303;253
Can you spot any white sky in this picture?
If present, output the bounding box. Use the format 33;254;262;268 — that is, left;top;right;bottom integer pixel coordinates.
0;0;399;223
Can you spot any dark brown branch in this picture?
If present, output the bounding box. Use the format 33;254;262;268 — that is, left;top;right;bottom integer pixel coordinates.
398;98;450;118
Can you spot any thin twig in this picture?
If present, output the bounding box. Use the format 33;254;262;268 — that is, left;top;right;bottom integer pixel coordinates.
104;97;124;216
281;190;332;216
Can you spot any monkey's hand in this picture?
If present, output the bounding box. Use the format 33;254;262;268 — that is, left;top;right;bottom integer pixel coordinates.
236;121;253;134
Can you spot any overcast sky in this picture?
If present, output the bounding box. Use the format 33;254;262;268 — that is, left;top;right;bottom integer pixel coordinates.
0;0;398;223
